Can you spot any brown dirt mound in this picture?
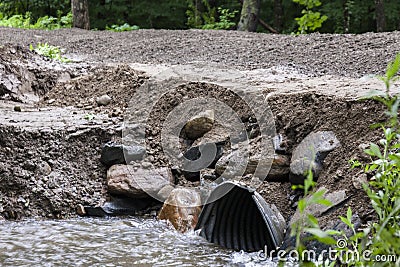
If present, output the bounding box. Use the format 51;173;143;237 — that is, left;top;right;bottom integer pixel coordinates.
1;28;400;78
39;65;148;115
0;39;390;234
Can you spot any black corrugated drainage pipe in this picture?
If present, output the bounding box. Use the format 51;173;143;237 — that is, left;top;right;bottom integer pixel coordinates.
195;181;286;252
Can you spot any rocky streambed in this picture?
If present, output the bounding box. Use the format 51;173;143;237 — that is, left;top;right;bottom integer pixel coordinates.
0;30;399;261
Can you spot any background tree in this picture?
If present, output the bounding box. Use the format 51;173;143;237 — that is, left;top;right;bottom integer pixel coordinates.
274;0;284;32
375;0;385;32
71;0;90;29
237;0;260;31
1;0;400;33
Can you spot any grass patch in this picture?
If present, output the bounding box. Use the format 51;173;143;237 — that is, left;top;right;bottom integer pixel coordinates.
30;43;71;63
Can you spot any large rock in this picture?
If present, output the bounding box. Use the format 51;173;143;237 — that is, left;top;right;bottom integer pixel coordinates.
100;141;146;168
183;110;214;140
290;131;340;185
107;164;174;198
289;187;348;226
158;188;202;232
215;152;290;182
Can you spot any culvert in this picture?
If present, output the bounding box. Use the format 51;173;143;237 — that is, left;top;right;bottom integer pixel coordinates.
195;181;286;252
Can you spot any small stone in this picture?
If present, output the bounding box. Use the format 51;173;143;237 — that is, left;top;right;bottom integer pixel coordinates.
77;204;86;216
183;110;214;140
36;161;52;176
96;94;112;106
14;106;22;112
84;105;93;110
150;210;157;217
352;173;368;189
100;141;146;168
141;162;153;169
48;99;56;104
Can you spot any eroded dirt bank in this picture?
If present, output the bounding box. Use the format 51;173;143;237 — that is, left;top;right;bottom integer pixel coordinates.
0;29;399;233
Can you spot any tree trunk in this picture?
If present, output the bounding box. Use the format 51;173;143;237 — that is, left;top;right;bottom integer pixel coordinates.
71;0;90;30
237;0;260;32
274;0;283;33
375;0;385;32
343;0;350;33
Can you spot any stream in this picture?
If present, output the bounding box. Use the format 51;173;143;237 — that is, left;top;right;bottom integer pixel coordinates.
0;217;279;267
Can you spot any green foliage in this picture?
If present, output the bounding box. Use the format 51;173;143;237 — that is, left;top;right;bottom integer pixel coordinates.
202;7;238;30
339;54;400;266
293;0;327;33
1;0;400;33
290;57;400;264
106;23;139;32
84;113;95;121
0;11;72;30
30;43;71;63
289;169;340;266
0;0;70;22
358;53;400;262
89;0;188;30
186;0;238;30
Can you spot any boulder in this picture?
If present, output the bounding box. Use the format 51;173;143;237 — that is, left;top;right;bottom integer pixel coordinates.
107;164;174;198
158;188;202;233
215;152;290;182
289;131;340;185
183;110;214;140
100;141;145;168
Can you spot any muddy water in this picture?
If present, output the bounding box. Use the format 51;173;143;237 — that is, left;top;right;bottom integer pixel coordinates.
0;217;279;267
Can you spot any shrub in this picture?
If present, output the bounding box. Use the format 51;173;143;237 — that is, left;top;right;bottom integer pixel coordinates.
30;43;71;63
106;23;139;32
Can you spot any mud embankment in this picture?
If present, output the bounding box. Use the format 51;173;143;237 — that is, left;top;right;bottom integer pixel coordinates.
0;43;391;236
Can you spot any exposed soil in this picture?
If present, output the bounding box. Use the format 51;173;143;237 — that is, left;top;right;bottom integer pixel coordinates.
1;28;400;78
39;65;148;115
0;28;398;233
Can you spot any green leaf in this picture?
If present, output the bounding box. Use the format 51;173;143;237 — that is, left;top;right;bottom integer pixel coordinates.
365;143;382;158
298;199;306;213
318;199;332;206
346;207;353;221
386;53;400;81
307;214;319;227
339;216;352;228
304;228;337;245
